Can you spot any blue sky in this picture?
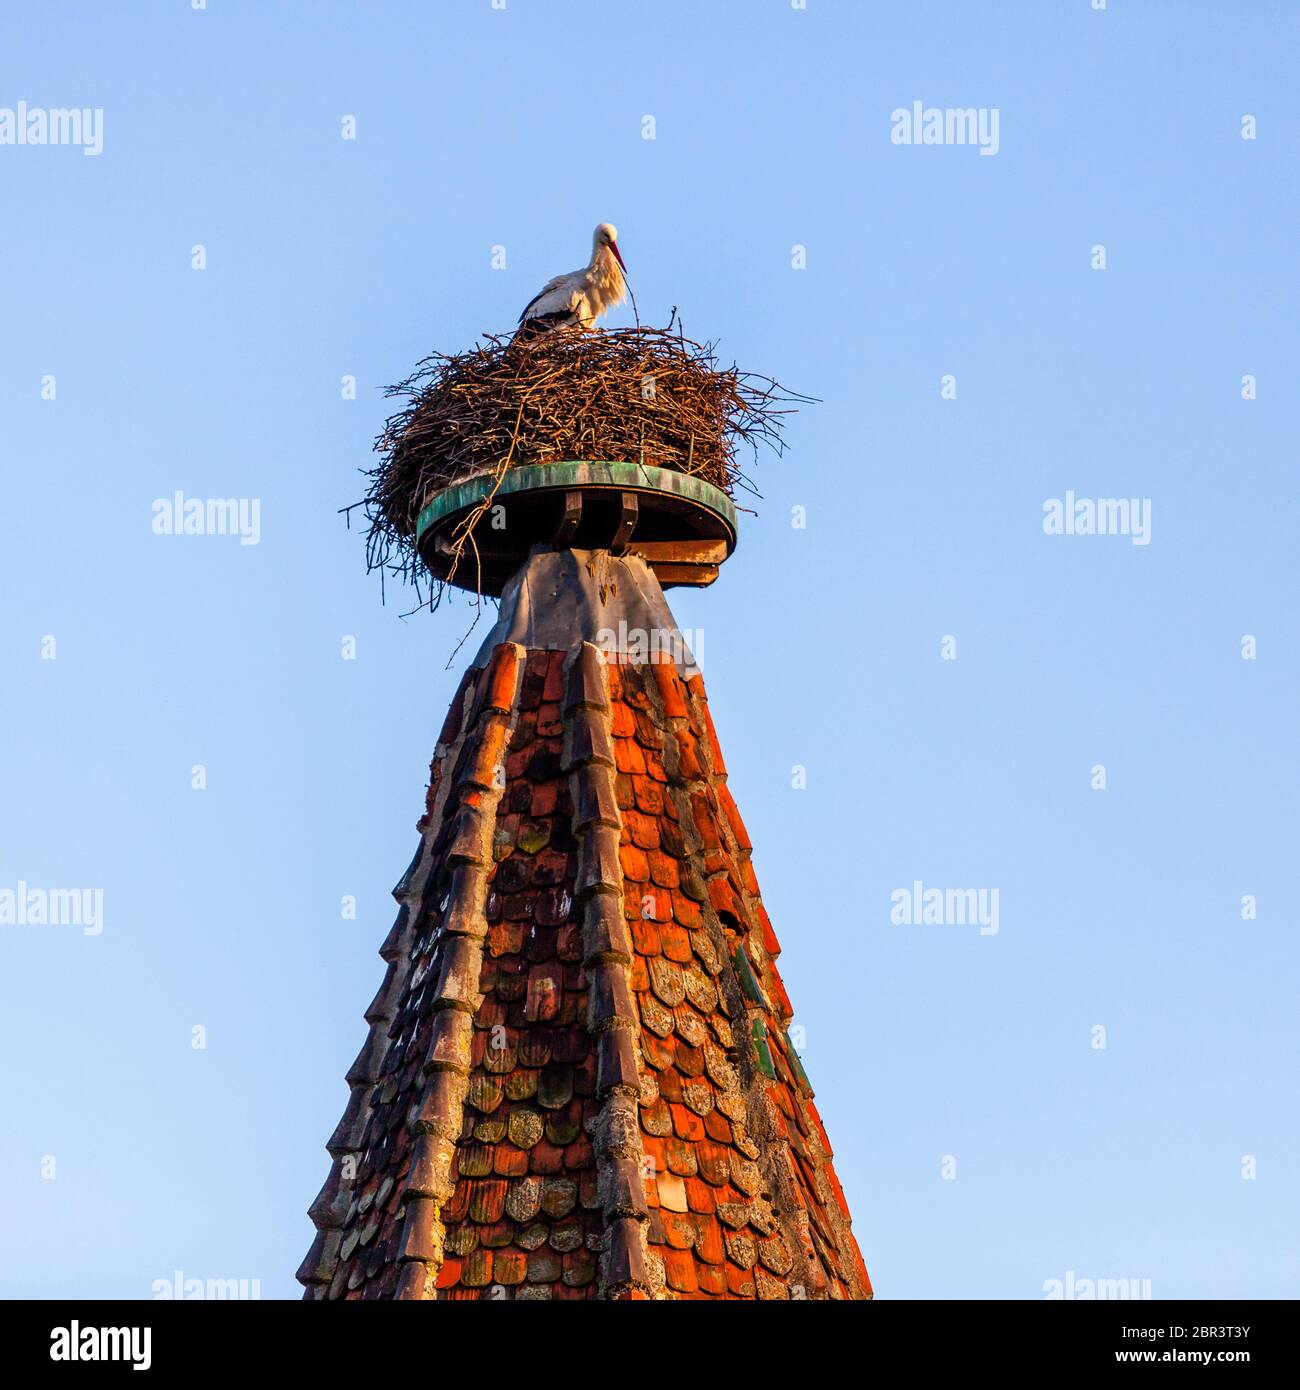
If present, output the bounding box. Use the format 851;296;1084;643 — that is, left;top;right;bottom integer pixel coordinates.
1;0;1296;1299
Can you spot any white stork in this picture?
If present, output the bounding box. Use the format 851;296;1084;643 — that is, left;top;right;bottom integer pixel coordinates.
515;222;628;338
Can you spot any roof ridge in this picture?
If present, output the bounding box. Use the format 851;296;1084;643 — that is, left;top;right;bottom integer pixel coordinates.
299;645;525;1299
297;664;476;1295
562;642;651;1298
394;643;525;1299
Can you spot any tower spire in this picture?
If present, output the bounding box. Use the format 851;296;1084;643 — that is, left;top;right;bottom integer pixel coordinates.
300;536;872;1299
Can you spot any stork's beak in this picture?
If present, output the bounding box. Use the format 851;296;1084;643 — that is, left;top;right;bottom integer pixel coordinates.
610;240;627;273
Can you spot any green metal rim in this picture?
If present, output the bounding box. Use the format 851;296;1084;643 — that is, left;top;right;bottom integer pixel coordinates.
414;460;737;550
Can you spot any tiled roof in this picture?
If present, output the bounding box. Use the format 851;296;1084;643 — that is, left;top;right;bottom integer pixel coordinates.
299;637;872;1300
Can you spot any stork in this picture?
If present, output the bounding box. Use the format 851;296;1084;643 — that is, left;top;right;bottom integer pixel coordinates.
515;222;628;339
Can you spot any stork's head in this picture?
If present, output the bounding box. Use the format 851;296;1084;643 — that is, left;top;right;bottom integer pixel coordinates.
593;222;627;273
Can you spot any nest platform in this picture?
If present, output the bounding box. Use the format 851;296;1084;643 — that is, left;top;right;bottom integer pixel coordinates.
416;460;736;595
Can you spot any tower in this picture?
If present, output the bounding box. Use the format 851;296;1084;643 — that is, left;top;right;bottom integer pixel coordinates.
299;460;872;1300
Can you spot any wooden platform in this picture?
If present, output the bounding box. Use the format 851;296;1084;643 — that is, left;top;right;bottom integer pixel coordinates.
414;461;738;595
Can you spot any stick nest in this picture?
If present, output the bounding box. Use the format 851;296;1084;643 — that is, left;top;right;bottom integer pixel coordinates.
353;320;808;608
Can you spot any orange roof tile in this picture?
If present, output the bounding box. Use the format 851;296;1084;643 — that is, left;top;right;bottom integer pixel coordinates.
300;638;871;1301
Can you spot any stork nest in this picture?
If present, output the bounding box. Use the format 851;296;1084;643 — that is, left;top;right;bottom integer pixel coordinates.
353;320;809;608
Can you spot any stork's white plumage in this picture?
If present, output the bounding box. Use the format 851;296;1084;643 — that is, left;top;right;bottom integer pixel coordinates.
516;222;628;337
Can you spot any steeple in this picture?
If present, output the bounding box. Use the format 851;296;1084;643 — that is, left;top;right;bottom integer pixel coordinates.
303;341;871;1299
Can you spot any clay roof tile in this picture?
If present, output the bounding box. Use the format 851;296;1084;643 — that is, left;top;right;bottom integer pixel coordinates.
303;569;870;1301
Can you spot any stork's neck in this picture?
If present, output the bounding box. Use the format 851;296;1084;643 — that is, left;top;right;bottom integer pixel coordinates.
588;245;626;306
